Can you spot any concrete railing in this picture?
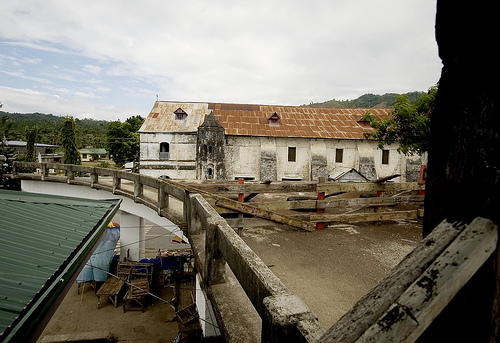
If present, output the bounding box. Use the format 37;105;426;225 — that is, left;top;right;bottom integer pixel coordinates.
187;193;326;342
12;161;189;226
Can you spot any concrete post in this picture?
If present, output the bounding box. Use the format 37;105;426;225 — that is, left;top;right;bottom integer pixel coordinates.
41;163;48;181
12;162;18;177
183;190;190;223
112;171;121;194
133;174;143;201
66;165;75;183
90;167;98;188
204;219;225;286
120;211;145;261
188;193;202;236
262;294;322;343
158;182;169;216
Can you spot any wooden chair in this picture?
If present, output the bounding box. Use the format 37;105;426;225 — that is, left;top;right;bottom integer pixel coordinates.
122;262;154;312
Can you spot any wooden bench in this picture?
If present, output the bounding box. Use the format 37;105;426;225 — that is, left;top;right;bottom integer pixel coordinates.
95;275;127;309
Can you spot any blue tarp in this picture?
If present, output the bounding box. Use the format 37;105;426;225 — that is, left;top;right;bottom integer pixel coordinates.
77;225;120;283
139;256;179;271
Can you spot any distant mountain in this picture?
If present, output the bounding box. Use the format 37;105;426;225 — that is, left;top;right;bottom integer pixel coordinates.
304;91;425;108
0;111;109;148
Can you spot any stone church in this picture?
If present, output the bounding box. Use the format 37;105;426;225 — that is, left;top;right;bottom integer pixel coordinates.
139;101;426;182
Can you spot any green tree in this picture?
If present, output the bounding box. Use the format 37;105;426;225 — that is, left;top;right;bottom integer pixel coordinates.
59;116;81;164
362;86;437;155
1;115;19;189
0;115;15;160
106;116;144;167
24;125;39;162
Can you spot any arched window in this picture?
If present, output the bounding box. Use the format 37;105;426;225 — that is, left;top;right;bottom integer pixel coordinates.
160;142;170;159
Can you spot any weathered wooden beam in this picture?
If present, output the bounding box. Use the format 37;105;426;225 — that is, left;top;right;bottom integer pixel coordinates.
244;195;424;212
248;200;318;211
317;182;425;194
178;181;317;193
355;217;498;343
225;217;285;228
374;174;401;183
310;210;420;223
318;195;424;209
215;197;315;232
174;180;316;232
317;218;494;343
179;181;424;195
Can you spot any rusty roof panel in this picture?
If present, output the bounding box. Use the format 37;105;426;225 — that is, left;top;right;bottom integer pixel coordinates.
140;102;391;139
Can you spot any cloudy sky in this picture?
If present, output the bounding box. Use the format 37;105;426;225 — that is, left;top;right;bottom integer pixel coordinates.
0;0;441;122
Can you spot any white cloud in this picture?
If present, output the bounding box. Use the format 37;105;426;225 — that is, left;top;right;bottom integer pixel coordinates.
83;64;102;76
0;86;142;121
0;0;441;119
0;70;52;84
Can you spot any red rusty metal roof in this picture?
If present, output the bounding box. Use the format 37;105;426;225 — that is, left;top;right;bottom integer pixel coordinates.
140;101;391;140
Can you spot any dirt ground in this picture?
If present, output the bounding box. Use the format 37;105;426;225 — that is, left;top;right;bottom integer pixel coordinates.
241;219;422;328
37;282;180;343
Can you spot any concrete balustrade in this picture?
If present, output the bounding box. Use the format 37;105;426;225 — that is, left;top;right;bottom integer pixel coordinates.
188;190;325;342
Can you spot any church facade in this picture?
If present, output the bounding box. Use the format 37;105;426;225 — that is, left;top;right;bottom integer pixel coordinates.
139;102;426;182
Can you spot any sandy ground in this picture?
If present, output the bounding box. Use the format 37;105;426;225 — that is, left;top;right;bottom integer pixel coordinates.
38;282;180;343
241;219;422;329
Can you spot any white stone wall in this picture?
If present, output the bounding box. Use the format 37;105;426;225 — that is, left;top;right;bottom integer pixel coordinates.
222;136;425;182
140;131;426;181
140;132;197;179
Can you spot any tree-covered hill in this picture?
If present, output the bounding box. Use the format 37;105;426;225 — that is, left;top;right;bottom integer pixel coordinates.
0;111;109;148
304;91;425;108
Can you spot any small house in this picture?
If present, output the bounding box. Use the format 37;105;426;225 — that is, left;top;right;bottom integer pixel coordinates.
79;148;110;162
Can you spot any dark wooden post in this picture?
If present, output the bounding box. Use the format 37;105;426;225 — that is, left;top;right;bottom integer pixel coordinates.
238;178;245;202
421;1;499;341
315;191;325;230
238;178;244;235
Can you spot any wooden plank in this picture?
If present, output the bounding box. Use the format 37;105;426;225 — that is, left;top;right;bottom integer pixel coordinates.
319;195;424;208
178;180;317;193
225;217;285;228
176;181;316;232
355;217;498;343
310;210;419;223
248;200;317;211
179;180;424;194
374;174;401;183
316;219;478;343
239;195;423;212
317;182;424;194
215;197;315;232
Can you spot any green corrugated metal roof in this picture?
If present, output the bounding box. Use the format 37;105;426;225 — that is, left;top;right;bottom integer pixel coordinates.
0;189;121;342
78;148;108;155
